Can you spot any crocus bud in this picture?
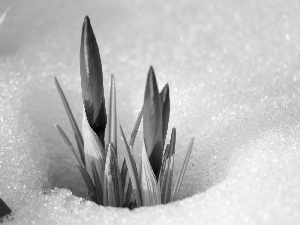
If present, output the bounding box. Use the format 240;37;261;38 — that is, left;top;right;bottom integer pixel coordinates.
143;66;164;179
80;16;107;145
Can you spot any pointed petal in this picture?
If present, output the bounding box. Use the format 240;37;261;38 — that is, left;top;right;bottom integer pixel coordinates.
82;110;105;186
160;84;170;144
80;16;107;141
143;66;164;179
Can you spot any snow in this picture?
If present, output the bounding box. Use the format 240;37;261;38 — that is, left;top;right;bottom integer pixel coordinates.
1;0;300;224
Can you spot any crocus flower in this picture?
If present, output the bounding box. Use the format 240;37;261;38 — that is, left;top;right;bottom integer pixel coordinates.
80;16;107;147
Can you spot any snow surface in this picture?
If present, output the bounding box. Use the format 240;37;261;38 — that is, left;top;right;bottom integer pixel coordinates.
1;0;300;224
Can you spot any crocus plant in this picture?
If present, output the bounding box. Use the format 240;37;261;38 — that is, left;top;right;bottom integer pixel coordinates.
55;16;194;208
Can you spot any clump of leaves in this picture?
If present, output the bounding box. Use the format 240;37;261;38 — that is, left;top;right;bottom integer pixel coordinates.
55;16;194;208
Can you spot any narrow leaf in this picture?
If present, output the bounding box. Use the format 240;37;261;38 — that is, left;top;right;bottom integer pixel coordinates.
107;74;117;156
0;198;11;220
120;159;128;190
124;179;133;208
80;16;107;146
55;124;84;168
159;144;170;188
172;138;195;201
91;161;103;205
143;66;164;179
165;156;174;203
103;144;123;207
129;105;143;147
54;124;96;199
120;125;142;207
103;176;115;207
160;84;170;144
160;129;175;203
82;110;105;186
77;165;97;201
54;77;85;165
140;143;161;206
161;156;174;204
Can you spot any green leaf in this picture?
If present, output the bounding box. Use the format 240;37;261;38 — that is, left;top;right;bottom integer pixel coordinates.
140;143;161;206
120;159;128;190
129;106;143;148
77;165;97;202
159;144;170;188
107;74;117;157
103;144;123;207
172;138;195;201
160;128;176;204
120;125;142;207
143;66;164;179
82;111;105;187
80;16;107;146
91;161;103;205
55;124;84;167
160;84;170;144
0;198;11;221
54;77;85;165
161;156;174;204
124;179;133;208
54;124;96;199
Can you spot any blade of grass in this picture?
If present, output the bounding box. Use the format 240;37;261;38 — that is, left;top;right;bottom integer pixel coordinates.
172;138;195;201
107;74;117;156
91;161;103;205
120;125;142;207
129;105;143;147
54;77;85;165
55;124;96;199
140;143;161;206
